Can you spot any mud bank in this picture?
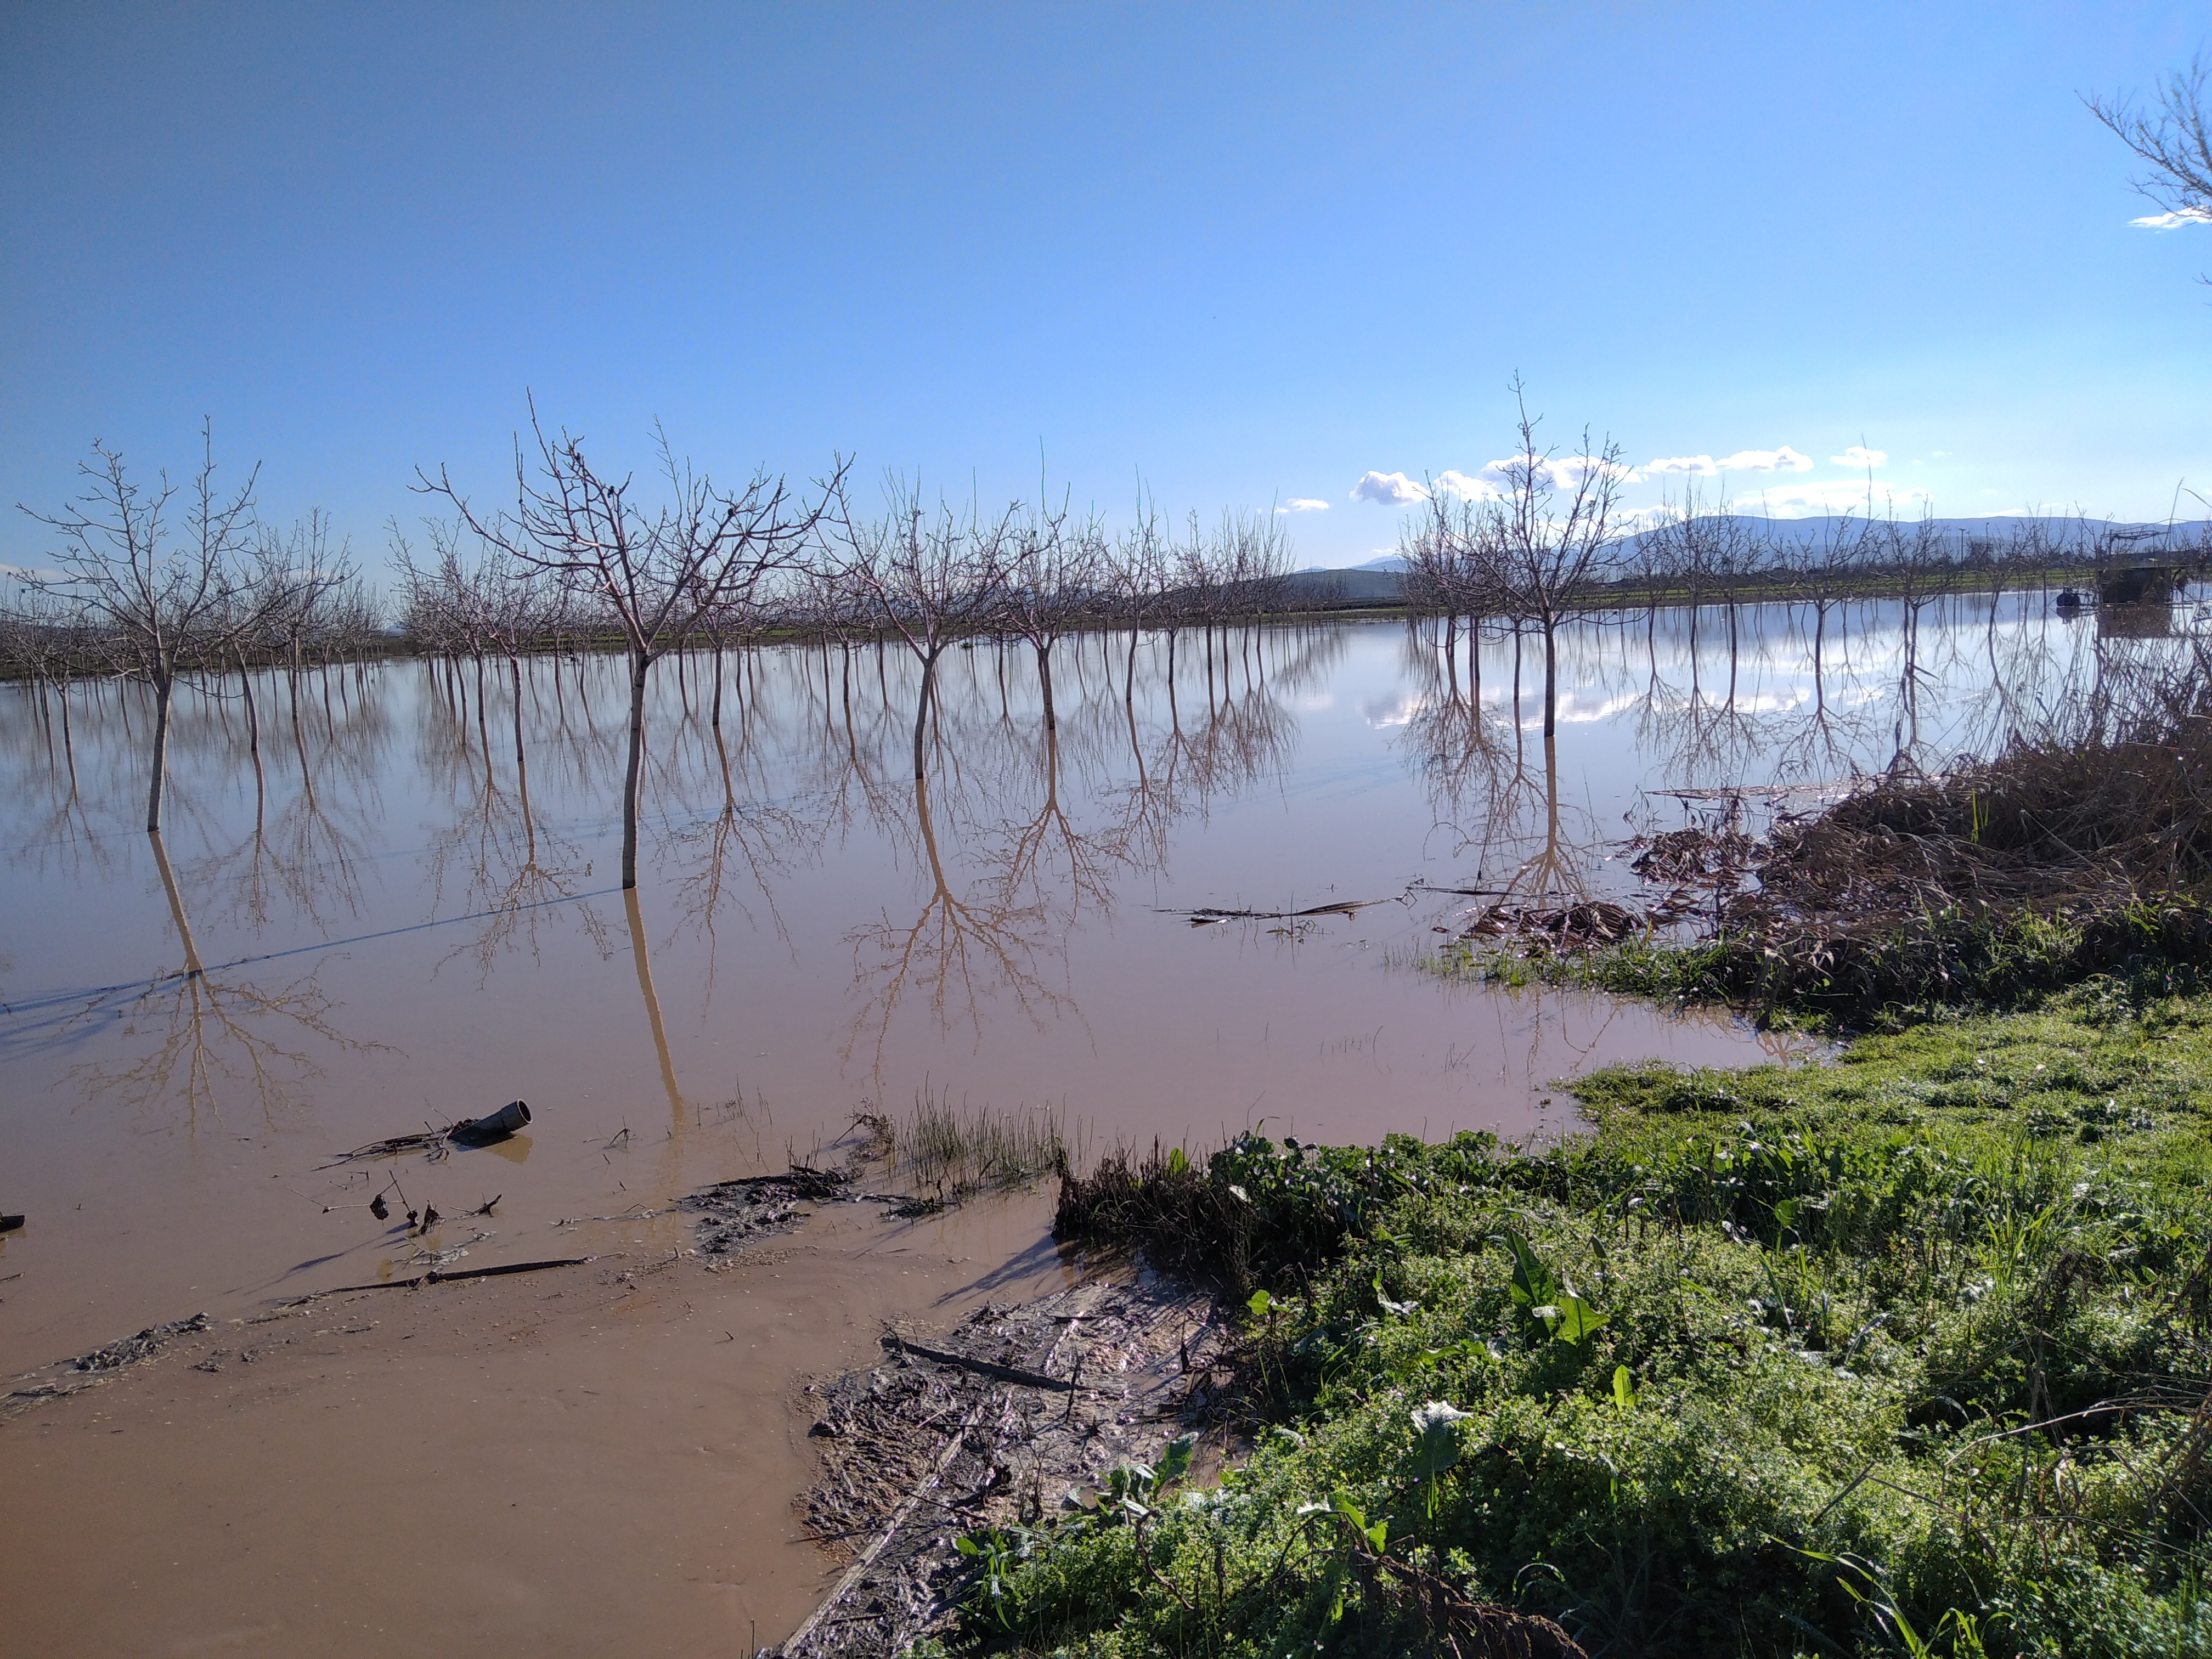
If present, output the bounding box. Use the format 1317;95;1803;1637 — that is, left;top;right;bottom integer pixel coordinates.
0;1189;1074;1658
778;1272;1235;1657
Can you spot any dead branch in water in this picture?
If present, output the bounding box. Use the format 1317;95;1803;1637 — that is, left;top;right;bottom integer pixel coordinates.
1177;892;1407;924
309;1255;594;1295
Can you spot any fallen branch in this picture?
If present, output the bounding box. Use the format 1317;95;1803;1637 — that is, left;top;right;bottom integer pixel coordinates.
882;1332;1076;1392
551;1206;672;1228
1176;894;1405;924
309;1256;594;1296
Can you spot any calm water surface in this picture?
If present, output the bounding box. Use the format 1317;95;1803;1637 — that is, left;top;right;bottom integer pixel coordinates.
0;593;2146;1361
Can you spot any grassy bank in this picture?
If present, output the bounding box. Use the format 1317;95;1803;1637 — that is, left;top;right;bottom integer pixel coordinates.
902;688;2212;1656
947;984;2212;1657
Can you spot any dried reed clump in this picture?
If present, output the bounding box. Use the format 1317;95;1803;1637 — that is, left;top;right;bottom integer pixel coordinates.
1053;1139;1258;1293
1762;724;2212;915
1667;686;2212;1021
1466;659;2212;1025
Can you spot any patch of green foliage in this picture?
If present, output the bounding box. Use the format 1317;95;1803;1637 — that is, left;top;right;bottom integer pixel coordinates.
996;982;2212;1657
1435;898;2212;1034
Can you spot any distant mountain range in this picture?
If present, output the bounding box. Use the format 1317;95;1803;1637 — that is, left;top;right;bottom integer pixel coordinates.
1290;516;2211;598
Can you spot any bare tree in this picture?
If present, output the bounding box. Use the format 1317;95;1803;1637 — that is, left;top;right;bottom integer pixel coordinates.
1451;382;1630;739
997;498;1104;732
831;482;1017;780
1401;486;1498;703
417;403;844;888
18;424;285;831
2089;55;2212;272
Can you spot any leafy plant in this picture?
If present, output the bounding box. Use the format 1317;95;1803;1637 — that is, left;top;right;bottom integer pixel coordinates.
1503;1227;1608;1344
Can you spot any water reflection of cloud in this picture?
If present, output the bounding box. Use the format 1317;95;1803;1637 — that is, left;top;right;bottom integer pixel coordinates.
1545;690;1646;726
1362;691;1430;729
1629;687;1812;719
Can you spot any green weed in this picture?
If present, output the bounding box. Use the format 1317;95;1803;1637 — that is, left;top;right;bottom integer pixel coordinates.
1015;991;2212;1656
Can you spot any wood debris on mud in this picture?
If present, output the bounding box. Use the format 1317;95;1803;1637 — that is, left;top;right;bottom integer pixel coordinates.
0;1160;862;1420
773;1272;1233;1658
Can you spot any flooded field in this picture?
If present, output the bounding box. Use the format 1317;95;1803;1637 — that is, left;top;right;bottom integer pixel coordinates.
0;588;2160;1653
1;589;2146;1362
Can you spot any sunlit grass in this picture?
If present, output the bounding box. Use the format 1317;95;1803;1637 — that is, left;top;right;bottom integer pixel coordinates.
1009;983;2212;1657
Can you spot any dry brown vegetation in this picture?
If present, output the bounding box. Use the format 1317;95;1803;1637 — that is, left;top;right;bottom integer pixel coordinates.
1430;639;2212;1028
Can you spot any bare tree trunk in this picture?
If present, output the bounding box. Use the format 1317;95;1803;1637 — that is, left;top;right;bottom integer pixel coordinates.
238;651;259;756
515;657;539;867
145;673;174;833
476;656;496;798
1036;642;1057;732
149;828;202;977
1541;619;1559;741
57;679;78;794
913;650;942;781
510;654;528;776
625;887;684;1137
621;650;651;890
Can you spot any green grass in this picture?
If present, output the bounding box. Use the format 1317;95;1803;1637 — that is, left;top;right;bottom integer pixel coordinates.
1429;899;2212;1035
888;1087;1065;1210
980;981;2212;1657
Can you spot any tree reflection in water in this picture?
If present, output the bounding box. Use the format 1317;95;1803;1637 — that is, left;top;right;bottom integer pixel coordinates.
838;625;1328;1085
72;829;380;1131
1396;592;2137;914
0;592;2171;1139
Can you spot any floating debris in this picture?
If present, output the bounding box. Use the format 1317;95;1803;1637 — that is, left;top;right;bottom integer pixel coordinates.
681;1165;851;1255
71;1313;212;1374
321;1100;535;1166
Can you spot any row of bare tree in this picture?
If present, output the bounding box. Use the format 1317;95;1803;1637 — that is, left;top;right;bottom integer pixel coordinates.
9;410;1305;887
18;396;2189;884
1396;392;2210;744
8;425;377;831
403;412;1306;884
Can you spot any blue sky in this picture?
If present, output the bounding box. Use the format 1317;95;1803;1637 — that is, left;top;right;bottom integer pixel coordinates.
3;2;2208;576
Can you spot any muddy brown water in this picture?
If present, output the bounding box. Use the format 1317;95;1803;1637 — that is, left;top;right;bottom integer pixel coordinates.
0;592;2136;1650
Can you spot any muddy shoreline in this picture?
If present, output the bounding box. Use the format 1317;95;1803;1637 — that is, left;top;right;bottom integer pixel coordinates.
0;1186;1091;1658
778;1272;1233;1657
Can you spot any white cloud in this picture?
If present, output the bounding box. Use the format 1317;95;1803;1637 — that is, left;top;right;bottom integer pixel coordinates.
1350;470;1429;506
1276;498;1330;514
1556;453;1641;485
1355;456;1642;509
1932;449;1950;458
1432;469;1502;501
2131;208;2212;230
1642;445;1811;477
1464;454;1642;491
1734;479;1933;519
1831;445;1888;469
1720;445;1813;473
